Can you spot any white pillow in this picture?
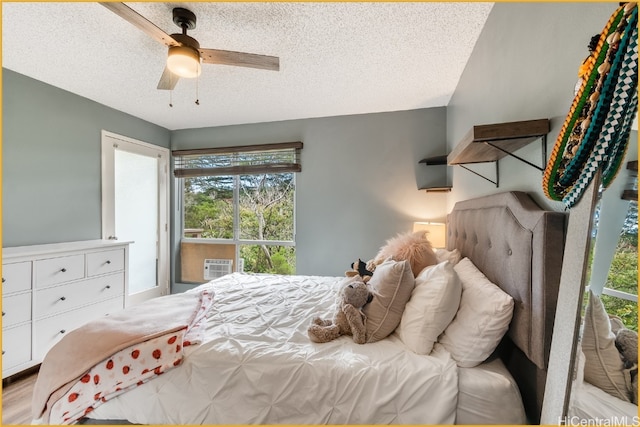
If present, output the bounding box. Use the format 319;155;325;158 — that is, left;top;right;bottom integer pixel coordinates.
438;257;514;367
435;248;462;266
397;261;462;355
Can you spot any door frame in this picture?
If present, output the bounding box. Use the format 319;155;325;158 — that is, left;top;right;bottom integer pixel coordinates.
101;130;170;306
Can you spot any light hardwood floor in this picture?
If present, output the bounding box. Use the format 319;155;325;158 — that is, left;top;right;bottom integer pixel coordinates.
2;367;38;425
2;368;134;425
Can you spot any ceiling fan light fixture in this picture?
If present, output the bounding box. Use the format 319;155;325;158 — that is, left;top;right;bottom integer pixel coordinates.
167;45;201;78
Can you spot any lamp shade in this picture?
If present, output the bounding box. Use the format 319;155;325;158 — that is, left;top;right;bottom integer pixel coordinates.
167;45;201;78
413;222;446;249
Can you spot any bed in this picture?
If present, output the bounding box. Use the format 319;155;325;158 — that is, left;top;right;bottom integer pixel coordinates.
31;191;567;425
568;350;639;426
567;293;638;425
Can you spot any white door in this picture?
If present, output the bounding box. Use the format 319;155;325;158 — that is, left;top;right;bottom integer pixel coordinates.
101;130;170;306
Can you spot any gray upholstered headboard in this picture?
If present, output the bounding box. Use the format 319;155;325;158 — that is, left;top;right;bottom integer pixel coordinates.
446;191;567;423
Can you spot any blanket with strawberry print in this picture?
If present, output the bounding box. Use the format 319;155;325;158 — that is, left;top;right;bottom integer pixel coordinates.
32;287;214;424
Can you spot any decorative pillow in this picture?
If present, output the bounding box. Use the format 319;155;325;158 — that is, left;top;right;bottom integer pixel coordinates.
438;257;514;368
397;261;462;354
373;231;438;277
435;248;462;266
581;290;631;402
363;259;414;343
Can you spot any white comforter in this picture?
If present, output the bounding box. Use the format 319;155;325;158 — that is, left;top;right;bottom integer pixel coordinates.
87;273;459;424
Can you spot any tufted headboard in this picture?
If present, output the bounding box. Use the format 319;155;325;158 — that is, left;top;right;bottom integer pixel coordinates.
446;191;567;423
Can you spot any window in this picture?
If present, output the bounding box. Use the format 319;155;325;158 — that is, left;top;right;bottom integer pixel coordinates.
174;143;301;282
599;201;637;331
585;193;638;332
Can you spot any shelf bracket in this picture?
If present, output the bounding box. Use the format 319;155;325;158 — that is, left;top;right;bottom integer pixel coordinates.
458;162;500;188
456;135;547;188
484;134;547;172
448;119;550;189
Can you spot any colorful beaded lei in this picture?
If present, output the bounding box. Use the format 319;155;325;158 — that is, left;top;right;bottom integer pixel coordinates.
542;3;638;207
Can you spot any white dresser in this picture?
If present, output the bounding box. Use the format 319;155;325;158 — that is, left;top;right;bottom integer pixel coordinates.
2;240;129;378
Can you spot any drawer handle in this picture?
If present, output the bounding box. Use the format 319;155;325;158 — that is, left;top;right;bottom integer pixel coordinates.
105;285;111;289
60;329;66;334
2;350;5;355
2;311;5;316
2;278;5;283
106;260;111;265
61;268;67;273
59;296;67;301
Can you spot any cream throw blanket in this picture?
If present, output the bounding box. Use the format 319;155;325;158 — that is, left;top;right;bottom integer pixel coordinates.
32;289;213;422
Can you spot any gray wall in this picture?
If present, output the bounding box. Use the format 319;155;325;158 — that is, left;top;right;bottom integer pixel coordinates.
446;2;620;212
3;68;448;282
2;69;170;247
172;108;448;277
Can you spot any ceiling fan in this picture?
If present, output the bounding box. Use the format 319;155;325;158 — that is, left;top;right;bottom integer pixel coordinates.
100;2;280;90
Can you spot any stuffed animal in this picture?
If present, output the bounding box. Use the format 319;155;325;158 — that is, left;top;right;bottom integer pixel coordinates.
366;231;438;277
345;258;373;282
615;328;638;404
307;276;373;344
615;329;638;369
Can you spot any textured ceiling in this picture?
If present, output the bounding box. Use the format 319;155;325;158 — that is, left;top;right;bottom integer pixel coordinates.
2;2;494;130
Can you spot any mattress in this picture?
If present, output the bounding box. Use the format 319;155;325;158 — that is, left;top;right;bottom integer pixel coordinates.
568;381;639;426
86;273;460;424
456;354;527;424
566;347;638;426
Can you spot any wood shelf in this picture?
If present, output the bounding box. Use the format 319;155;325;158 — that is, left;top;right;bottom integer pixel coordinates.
448;119;550;165
621;190;638;201
447;118;550;187
418;155;451;192
418;155;448;166
627;160;638;172
418;185;452;193
419;119;550;190
621;161;638;201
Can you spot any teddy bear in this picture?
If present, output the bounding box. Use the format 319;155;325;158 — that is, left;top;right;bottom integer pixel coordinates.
307;275;373;344
345;258;374;282
615;328;638;404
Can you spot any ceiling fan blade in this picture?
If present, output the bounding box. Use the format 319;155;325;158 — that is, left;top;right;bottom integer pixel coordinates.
157;67;179;90
100;2;179;47
199;48;279;71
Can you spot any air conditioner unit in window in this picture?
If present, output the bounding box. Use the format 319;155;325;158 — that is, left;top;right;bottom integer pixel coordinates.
203;259;233;280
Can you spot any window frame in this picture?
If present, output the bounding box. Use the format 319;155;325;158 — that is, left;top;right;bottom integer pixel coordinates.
178;173;297;273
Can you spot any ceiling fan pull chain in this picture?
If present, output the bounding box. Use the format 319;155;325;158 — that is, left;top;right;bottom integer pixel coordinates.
195;73;200;105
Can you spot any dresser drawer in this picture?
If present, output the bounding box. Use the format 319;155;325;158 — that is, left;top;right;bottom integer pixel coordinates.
34;297;124;360
87;249;125;277
35;254;85;288
35;272;124;319
2;323;32;371
2;261;31;293
2;293;32;328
